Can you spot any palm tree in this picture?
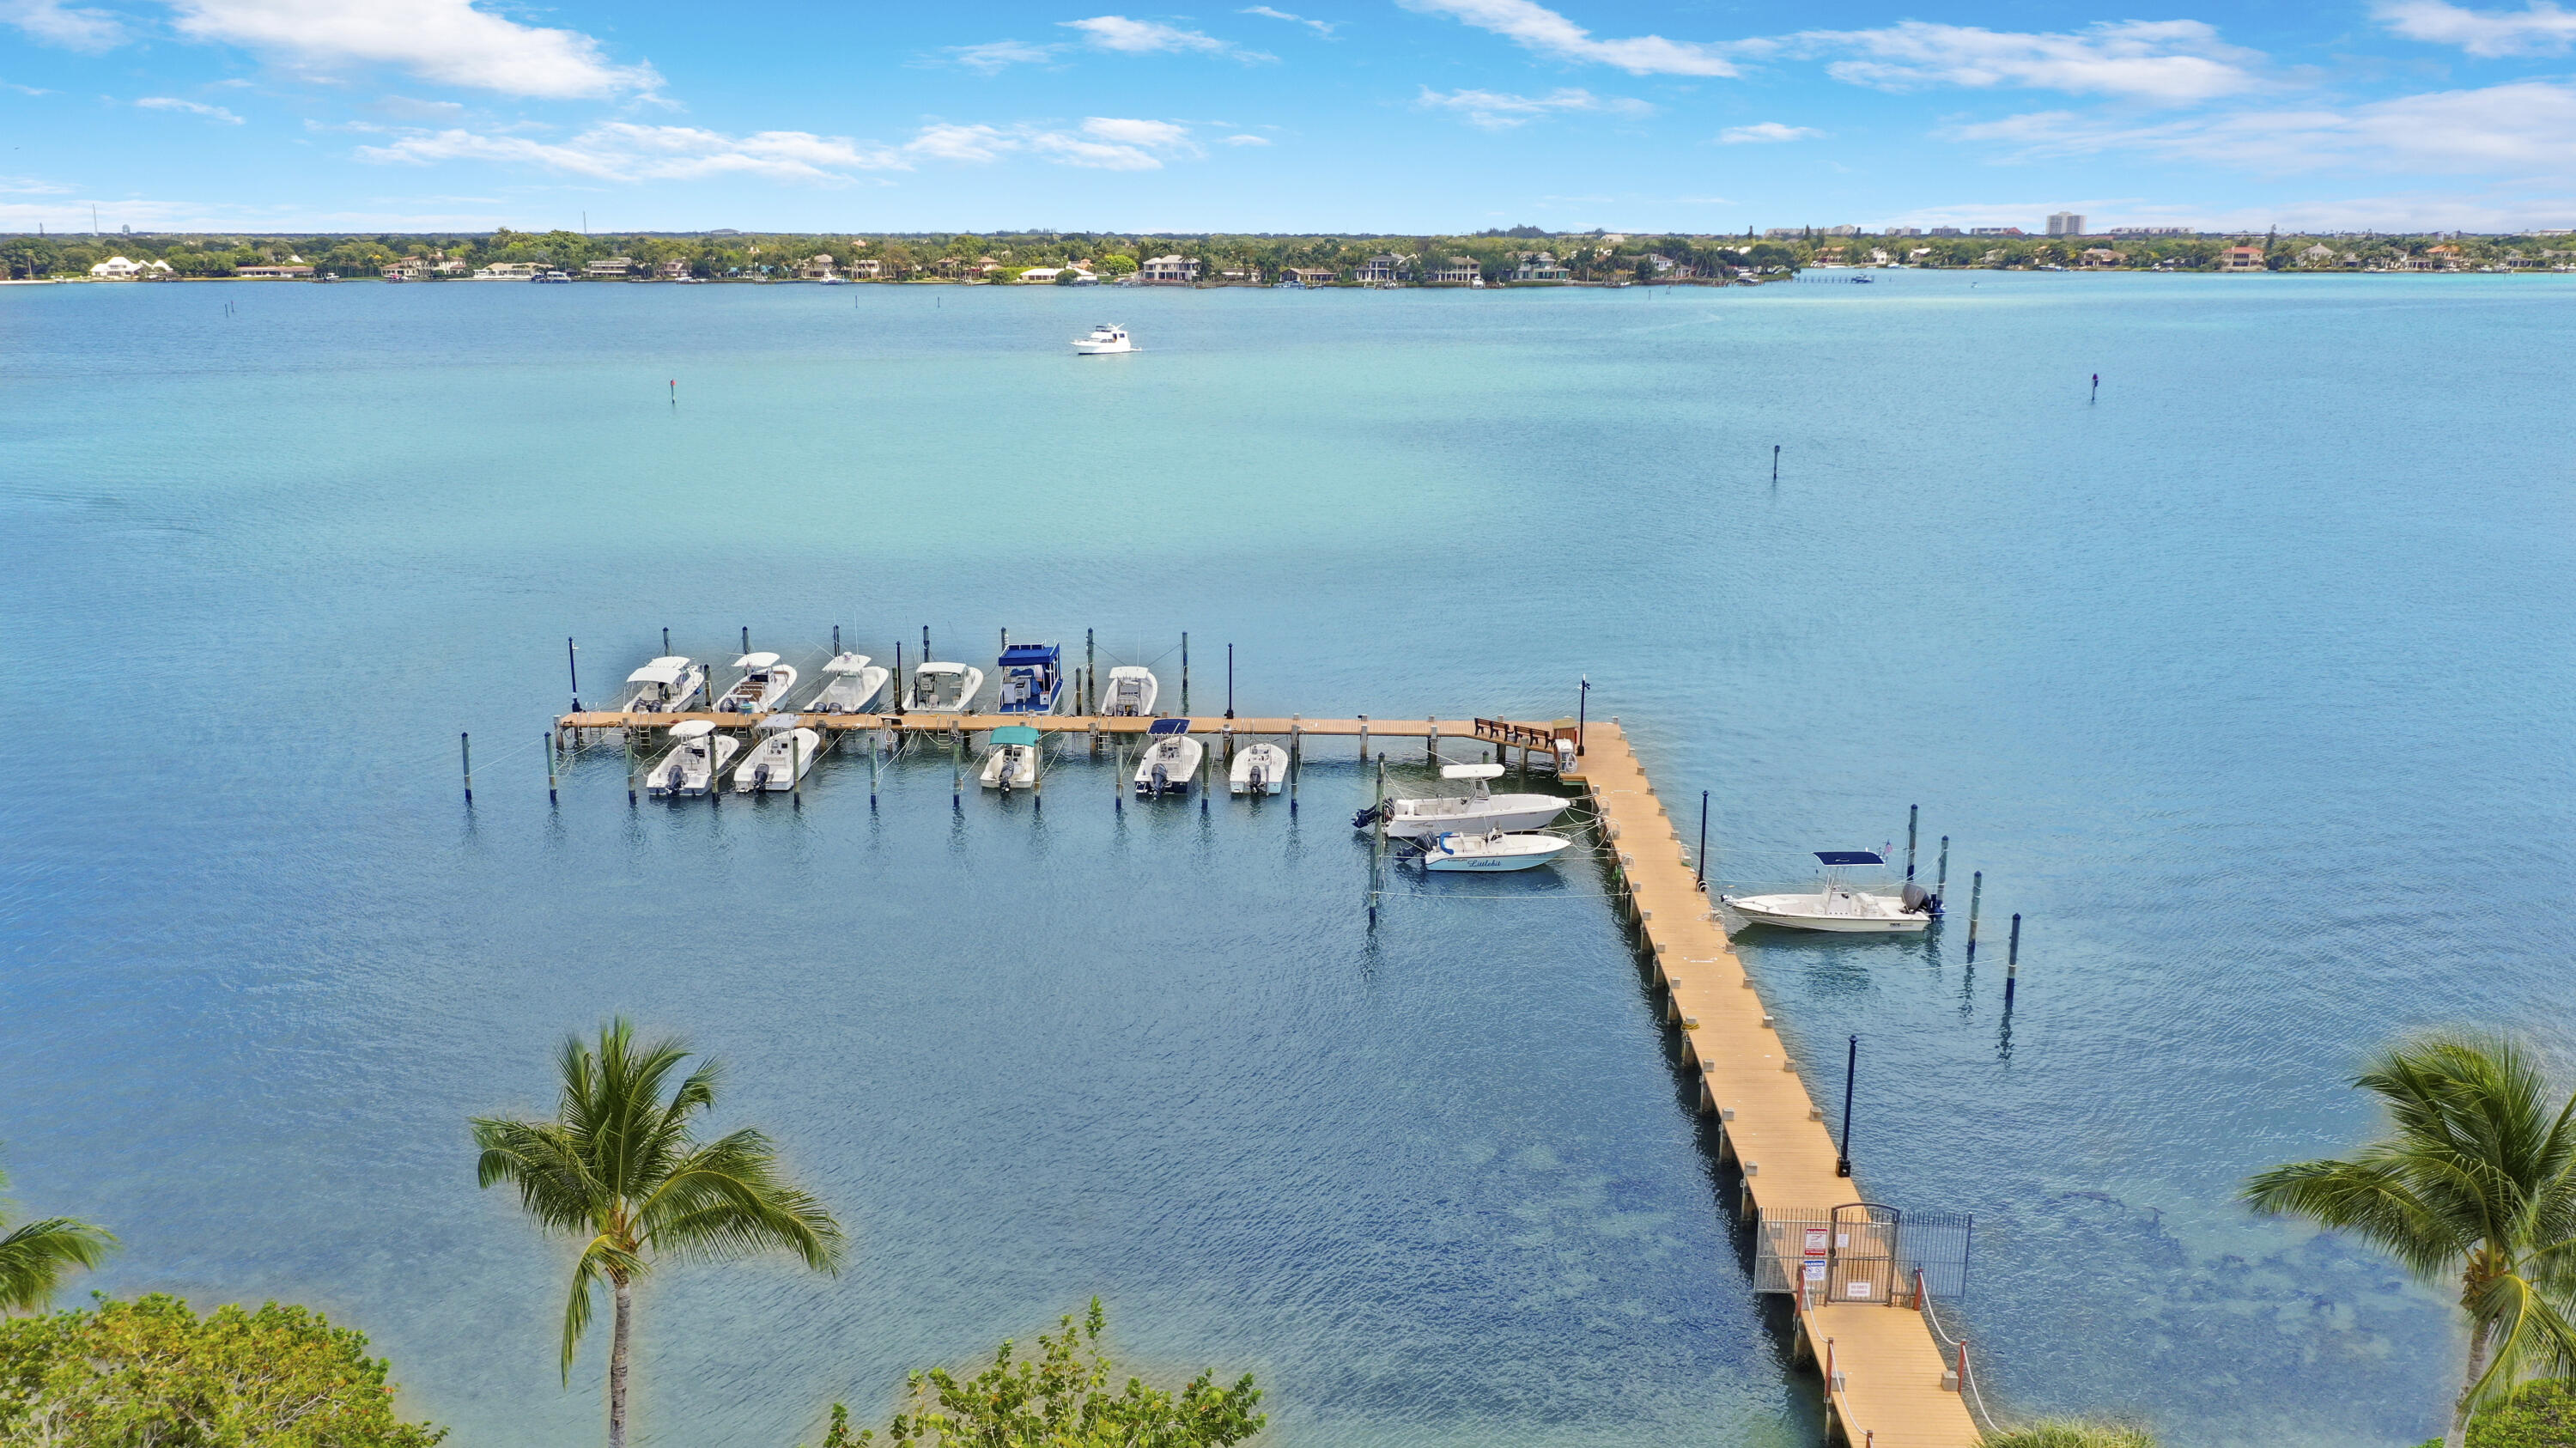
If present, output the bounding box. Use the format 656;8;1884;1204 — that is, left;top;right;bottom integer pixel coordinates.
0;1155;117;1314
2244;1032;2576;1448
472;1019;844;1448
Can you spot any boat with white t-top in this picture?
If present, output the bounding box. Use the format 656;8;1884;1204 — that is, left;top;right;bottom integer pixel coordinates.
806;653;889;715
1721;851;1938;934
1133;719;1201;796
733;715;821;793
617;656;707;714
1230;742;1288;796
1355;764;1568;839
647;721;738;798
904;660;983;713
1072;324;1132;355
1101;666;1158;717
714;653;798;715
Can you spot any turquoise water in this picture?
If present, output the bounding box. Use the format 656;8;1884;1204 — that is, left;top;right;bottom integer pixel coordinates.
8;274;2574;1447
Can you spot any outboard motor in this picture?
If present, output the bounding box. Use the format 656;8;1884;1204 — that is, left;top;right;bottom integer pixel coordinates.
1901;882;1939;916
1249;764;1267;794
1352;802;1384;830
1151;762;1169;797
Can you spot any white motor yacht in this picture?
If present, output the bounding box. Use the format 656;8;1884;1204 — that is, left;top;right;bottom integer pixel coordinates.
1072;324;1132;355
1101;666;1158;717
1421;830;1571;873
904;660;984;713
714;653;798;715
807;653;890;714
734;716;821;793
1722;852;1938;934
647;721;738;798
1229;742;1289;796
979;725;1042;792
1358;764;1569;839
617;656;707;714
1133;719;1202;796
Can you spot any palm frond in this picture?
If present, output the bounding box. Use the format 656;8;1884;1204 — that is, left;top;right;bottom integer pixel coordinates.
0;1216;118;1313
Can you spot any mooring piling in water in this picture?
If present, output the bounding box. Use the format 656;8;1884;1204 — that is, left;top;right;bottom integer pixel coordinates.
1905;806;1918;881
1837;1035;1857;1177
833;624;841;654
2005;914;2022;1005
625;727;636;806
1697;790;1709;890
1181;631;1189;714
1965;872;1984;960
1772;443;1780;481
460;733;473;802
1935;837;1949;900
1225;643;1235;720
1358;714;1368;758
1427;716;1438;762
662;626;670;656
545;732;558;804
740;625;749;656
1085;629;1096;715
567;637;580;711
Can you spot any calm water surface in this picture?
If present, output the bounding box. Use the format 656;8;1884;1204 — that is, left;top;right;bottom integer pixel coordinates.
7;274;2574;1448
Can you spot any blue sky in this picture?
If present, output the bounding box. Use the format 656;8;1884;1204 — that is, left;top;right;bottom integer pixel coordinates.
3;0;2573;233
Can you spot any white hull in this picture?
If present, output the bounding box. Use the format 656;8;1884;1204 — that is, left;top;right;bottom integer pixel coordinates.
617;657;708;714
1133;736;1204;794
1386;794;1568;839
1230;743;1289;795
715;665;798;715
905;664;984;713
808;656;889;714
1071;340;1132;354
980;741;1040;789
647;735;741;797
1423;831;1571;872
734;729;821;792
1722;891;1932;934
1102;666;1158;717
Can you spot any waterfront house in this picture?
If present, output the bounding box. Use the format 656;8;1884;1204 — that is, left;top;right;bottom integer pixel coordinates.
586;257;637;278
1356;253;1412;284
88;255;171;279
1219;266;1262;283
2218;245;2267;272
2299;243;2337;266
2081;247;2126;268
382;257;429;281
1427;256;1481;285
1141;254;1200;283
473;263;539;280
659;258;690;280
848;259;883;278
1282;266;1337;287
1510;252;1571;282
799;254;837;281
237;263;315;278
1016;266;1065;283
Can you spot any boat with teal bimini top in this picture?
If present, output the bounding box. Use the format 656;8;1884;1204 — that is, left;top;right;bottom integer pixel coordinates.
980;724;1042;791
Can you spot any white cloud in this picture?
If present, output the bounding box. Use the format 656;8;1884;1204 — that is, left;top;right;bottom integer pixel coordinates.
907;122;1011;161
1793;20;2262;103
1955;81;2576;174
0;173;75;192
137;95;246;123
2376;0;2576;55
0;0;125;51
358;122;902;181
1397;0;1740;75
1060;15;1271;58
169;0;659;99
1719;120;1821;143
1242;5;1334;35
947;40;1058;72
1417;84;1649;128
3;79;56;94
1080;115;1193;147
1224;131;1271;143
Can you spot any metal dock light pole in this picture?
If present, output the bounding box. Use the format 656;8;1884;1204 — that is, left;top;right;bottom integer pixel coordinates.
1965;872;1983;960
546;733;558;805
1577;676;1589;755
1905;805;1918;881
567;637;580;711
2005;914;2022;1006
460;733;473;803
1225;643;1234;720
1697;791;1709;890
1837;1035;1857;1177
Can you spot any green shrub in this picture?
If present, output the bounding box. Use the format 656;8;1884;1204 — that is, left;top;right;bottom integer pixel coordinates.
1985;1422;2158;1448
0;1293;444;1447
2410;1378;2576;1446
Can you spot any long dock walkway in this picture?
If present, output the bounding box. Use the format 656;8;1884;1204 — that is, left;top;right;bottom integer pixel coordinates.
556;710;1510;741
1566;721;1982;1448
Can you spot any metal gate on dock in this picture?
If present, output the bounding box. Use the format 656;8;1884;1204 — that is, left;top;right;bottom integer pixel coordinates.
1753;1204;1973;1305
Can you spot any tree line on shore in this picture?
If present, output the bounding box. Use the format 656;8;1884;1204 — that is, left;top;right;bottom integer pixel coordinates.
10;226;2564;283
8;1023;2576;1445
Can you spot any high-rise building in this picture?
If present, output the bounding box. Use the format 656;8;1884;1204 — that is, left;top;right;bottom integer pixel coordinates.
2047;212;2086;236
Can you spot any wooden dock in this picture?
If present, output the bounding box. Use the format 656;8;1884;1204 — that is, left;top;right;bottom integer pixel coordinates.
551;703;1983;1444
1564;721;1983;1448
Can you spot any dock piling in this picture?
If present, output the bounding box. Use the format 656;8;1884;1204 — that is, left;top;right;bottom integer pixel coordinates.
922;625;931;662
1289;718;1301;812
460;733;473;803
546;732;558;805
1837;1035;1857;1177
2006;914;2022;1005
1772;443;1780;481
1697;791;1709;890
741;625;749;656
951;725;962;808
1427;716;1437;762
1114;741;1123;812
625;727;636;806
1182;632;1189;714
1906;805;1918;881
1358;714;1368;759
1577;677;1589;755
662;626;670;656
893;642;904;713
1226;643;1234;720
1965;872;1984;960
1368;752;1388;928
869;729;879;809
567;637;580;711
1935;837;1949;900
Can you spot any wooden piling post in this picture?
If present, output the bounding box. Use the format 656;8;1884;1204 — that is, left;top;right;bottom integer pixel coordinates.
662;626;670;656
1368;751;1387;928
1181;632;1189;714
870;727;880;809
1427;716;1437;763
460;733;473;803
833;624;841;655
1906;805;1918;880
951;723;962;806
546;732;558;805
1085;629;1095;715
2006;913;2022;1005
1936;836;1950;899
1114;740;1124;812
1358;714;1368;759
1289;717;1301;812
1965;872;1983;960
625;725;636;806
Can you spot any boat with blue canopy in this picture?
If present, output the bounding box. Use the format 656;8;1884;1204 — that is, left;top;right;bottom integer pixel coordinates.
995;643;1066;714
1133;718;1202;796
1721;851;1938;934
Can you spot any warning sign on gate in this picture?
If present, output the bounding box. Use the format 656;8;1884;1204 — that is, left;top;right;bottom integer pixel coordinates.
1803;1228;1829;1256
